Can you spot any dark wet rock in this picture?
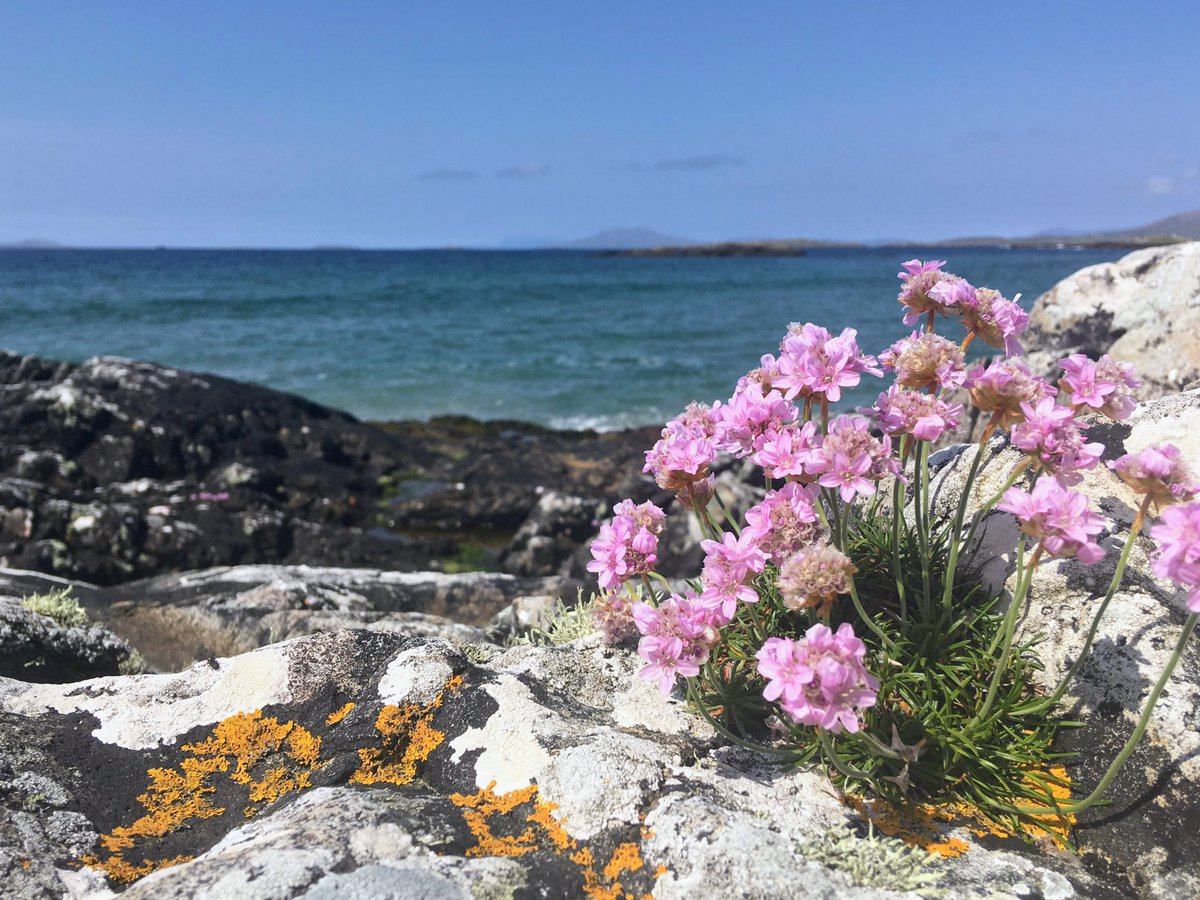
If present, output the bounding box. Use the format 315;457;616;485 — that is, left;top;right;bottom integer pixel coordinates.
0;595;135;683
0;631;1119;899
0;353;660;584
498;491;603;577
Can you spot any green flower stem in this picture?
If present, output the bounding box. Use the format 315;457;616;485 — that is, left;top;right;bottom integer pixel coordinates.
1013;612;1200;816
819;728;876;783
969;539;1041;732
711;488;743;535
914;441;933;609
685;679;789;757
959;457;1034;558
1015;494;1155;717
891;470;908;622
640;575;658;604
940;440;990;614
849;576;896;652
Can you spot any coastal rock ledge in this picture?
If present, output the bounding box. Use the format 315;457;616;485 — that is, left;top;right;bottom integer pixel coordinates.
2;631;1124;900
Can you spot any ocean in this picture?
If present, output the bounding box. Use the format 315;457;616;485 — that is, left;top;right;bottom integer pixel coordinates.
0;247;1125;430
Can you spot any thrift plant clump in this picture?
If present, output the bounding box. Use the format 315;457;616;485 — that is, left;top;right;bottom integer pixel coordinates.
589;259;1200;834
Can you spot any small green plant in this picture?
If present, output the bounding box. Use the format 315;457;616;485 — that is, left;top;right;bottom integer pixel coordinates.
22;587;88;628
119;649;148;675
442;541;496;574
798;824;943;895
520;591;597;647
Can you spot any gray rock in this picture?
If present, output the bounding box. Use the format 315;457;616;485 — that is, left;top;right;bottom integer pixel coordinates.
0;595;135;682
1024;241;1200;398
0;629;1117;899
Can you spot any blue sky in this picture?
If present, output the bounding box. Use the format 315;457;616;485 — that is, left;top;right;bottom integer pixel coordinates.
1;1;1197;247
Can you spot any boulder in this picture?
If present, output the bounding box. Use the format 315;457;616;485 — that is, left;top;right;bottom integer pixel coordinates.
929;387;1200;893
1023;241;1200;398
0;630;1120;899
0;594;136;683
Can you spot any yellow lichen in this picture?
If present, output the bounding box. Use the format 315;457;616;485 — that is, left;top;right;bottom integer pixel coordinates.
325;702;355;726
450;781;658;899
84;711;323;882
846;766;1075;859
349;676;462;786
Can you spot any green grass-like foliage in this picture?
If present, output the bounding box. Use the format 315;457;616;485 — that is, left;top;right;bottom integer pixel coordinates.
22;587;89;628
517;590;597;647
690;500;1069;838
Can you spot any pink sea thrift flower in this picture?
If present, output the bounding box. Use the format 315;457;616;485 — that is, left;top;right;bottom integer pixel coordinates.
998;476;1107;564
1150;500;1200;611
744;482;821;565
931;280;1028;355
1059;354;1141;421
872;385;964;443
591;591;639;644
586;500;666;592
715;382;798;458
878;331;967;392
1109;444;1199;508
967;358;1056;431
1009;397;1104;484
756;623;879;733
698;530;768;620
776;323;882;403
807;415;900;502
632;592;721;694
752;420;822;480
897;259;962;327
644;409;719;504
777;542;857;616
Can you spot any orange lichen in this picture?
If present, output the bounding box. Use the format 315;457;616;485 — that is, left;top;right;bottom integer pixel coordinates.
450;782;657;899
349;678;461;786
325;702;355;726
846;766;1075;859
184;711;323;816
84;711;323;882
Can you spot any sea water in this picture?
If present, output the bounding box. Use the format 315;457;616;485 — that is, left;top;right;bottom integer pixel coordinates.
0;247;1124;429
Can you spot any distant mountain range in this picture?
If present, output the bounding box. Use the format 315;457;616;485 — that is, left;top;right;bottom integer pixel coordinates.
5;209;1200;252
542;209;1200;252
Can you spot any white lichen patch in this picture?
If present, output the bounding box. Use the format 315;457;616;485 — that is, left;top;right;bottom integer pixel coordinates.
0;644;292;750
377;641;456;706
448;675;553;793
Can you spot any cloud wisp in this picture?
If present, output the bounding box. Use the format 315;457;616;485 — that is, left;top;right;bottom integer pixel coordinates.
494;163;552;179
418;168;478;181
651;153;744;172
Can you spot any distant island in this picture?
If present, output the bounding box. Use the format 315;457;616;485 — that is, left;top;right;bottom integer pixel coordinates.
611;238;857;258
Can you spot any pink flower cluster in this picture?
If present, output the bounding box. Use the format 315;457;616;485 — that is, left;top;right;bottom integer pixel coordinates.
1010;397;1103;484
774;323;882;404
967;359;1056;431
752;420;822;480
872;385;964;443
756;623;879;733
1109;444;1199;507
714;382;798;458
592;591;639;644
643;404;719;503
929;281;1029;355
1150;501;1200;612
897;259;960;327
586;500;667;592
778;542;857;616
744;482;821;565
879;331;967;392
807;415;900;502
632;592;722;694
1059;353;1141;421
698;531;767;620
998;476;1106;564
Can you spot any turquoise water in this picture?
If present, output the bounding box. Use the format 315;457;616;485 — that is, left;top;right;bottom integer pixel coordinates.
0;247;1123;429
